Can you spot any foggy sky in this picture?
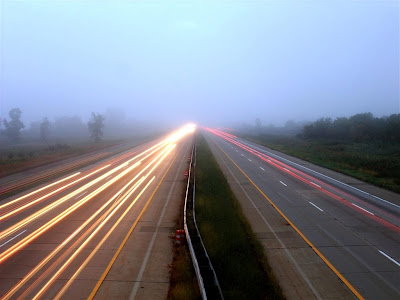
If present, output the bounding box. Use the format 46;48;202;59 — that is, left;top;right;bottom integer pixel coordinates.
1;1;399;127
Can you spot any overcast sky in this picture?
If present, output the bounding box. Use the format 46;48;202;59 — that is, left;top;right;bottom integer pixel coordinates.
1;1;399;126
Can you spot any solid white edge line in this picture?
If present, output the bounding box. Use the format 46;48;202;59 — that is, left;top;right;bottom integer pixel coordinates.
310;182;321;188
0;230;27;248
240;139;399;209
379;250;400;267
279;181;287;187
351;203;374;215
309;202;324;212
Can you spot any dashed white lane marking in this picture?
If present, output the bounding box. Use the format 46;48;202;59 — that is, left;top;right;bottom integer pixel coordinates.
240;139;399;209
236;150;238;152
260;167;265;171
76;191;87;199
309;202;324;212
310;182;321;188
241;154;244;156
279;181;287;187
351;203;374;215
248;159;252;162
0;230;27;248
379;251;400;267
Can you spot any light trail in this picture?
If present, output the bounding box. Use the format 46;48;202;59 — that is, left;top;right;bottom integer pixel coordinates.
21;177;149;300
0;137;171;241
31;146;175;299
0;161;139;263
207;128;400;233
54;145;177;299
0;230;27;248
3;176;146;300
0;124;195;299
0;172;80;210
2;144;176;299
0;163;124;241
0;166;107;222
53;177;156;300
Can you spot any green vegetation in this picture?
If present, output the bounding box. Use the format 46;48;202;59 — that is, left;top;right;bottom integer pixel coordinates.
88;112;105;142
167;239;201;300
243;134;400;193
301;113;400;143
168;179;200;300
239;113;400;193
196;135;284;299
2;108;25;142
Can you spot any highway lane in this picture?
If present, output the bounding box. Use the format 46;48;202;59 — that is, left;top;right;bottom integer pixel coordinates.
205;128;400;300
0;124;195;299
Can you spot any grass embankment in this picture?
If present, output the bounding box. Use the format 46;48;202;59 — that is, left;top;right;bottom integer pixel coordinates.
168;172;200;299
244;134;400;193
0;140;122;178
196;135;284;299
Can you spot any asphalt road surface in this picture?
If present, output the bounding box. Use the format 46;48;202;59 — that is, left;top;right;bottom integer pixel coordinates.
0;125;195;299
205;128;400;300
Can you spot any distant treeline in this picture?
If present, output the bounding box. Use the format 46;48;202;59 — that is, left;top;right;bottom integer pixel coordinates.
300;113;400;142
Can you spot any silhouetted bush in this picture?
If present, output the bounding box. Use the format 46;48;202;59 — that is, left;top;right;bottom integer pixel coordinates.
301;113;400;143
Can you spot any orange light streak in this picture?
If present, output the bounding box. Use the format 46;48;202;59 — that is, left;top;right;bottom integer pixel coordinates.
14;176;147;300
0;161;138;263
0;172;80;210
0;163;125;241
37;177;155;300
0;165;109;221
1;125;191;299
52;146;175;299
3;175;146;300
0;140;174;264
30;145;174;299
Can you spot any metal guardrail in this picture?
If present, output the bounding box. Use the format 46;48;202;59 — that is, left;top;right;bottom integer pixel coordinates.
184;137;224;300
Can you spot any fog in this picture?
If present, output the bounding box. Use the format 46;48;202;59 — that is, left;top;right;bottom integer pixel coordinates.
1;1;399;131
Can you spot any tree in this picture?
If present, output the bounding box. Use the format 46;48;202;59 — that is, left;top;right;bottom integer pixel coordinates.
302;117;332;139
3;108;25;142
349;112;374;141
40;117;50;142
88;112;105;142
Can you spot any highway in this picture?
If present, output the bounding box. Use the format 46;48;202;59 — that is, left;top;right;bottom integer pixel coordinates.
205;128;400;300
0;124;195;299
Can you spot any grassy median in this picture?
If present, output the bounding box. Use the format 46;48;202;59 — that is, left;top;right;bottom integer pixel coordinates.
167;174;201;300
196;135;284;299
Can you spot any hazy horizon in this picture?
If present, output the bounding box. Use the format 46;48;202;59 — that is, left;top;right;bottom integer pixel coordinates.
1;1;399;128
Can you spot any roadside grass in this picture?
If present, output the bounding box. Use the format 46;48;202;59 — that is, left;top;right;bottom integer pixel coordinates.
167;177;201;300
242;134;400;194
196;135;284;299
0;140;123;178
167;240;201;300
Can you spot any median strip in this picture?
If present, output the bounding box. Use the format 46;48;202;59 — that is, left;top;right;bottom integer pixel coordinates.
196;134;284;299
